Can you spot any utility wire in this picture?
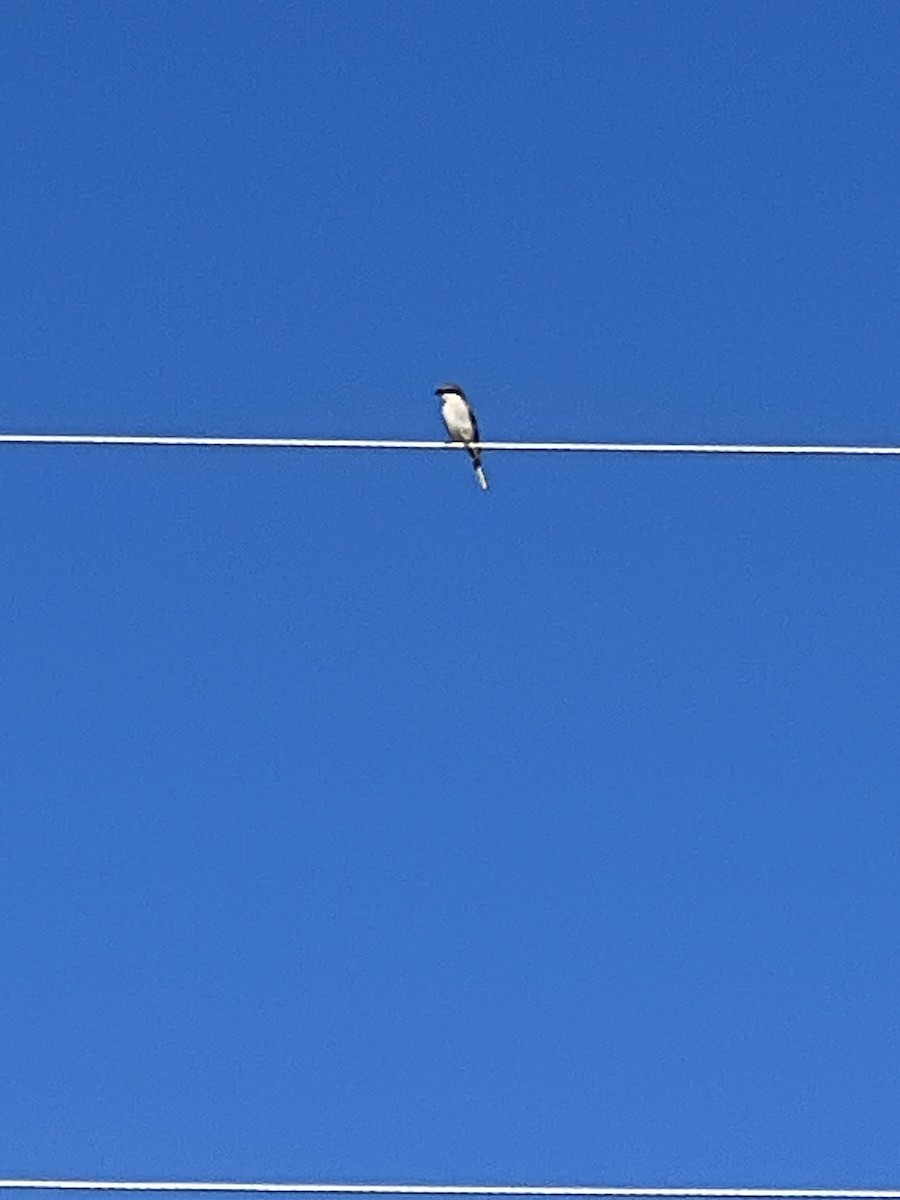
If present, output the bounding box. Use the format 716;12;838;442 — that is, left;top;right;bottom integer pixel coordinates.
1;1183;899;1198
1;434;900;455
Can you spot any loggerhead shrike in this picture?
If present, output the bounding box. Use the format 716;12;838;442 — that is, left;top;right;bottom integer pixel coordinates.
435;383;489;491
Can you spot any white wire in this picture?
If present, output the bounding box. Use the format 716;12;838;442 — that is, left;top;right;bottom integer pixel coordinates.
1;1183;898;1198
0;434;899;455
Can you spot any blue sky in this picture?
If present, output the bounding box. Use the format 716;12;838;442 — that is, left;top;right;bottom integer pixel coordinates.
2;1;900;1194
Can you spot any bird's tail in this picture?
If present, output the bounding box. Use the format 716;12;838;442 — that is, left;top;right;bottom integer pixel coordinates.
468;446;489;491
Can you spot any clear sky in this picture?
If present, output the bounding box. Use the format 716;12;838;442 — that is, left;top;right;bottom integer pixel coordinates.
2;1;899;1194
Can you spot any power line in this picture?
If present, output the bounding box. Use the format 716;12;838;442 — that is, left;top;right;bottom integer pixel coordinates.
1;433;900;456
1;1183;898;1198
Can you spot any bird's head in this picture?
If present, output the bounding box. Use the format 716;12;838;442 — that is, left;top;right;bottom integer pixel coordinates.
435;383;466;401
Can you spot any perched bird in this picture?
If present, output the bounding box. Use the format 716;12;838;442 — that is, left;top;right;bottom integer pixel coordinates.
435;383;489;491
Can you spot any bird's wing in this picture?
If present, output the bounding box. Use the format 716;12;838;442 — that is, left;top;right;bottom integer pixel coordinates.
467;403;481;443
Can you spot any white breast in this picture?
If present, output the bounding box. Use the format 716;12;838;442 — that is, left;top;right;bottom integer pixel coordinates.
441;393;475;441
